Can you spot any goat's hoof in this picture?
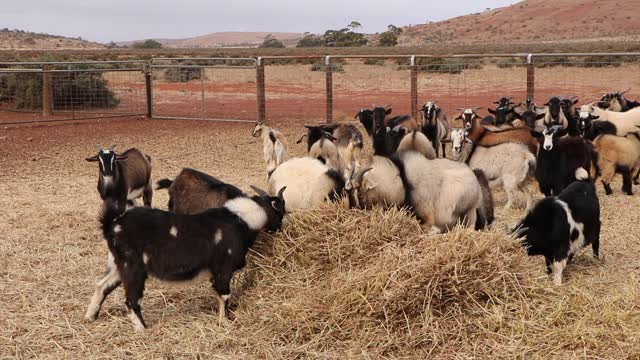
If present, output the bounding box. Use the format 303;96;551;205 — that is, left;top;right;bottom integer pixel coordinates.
218;317;231;328
84;314;98;322
429;226;442;235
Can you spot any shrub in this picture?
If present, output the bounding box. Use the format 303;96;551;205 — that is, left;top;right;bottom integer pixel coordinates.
364;58;385;66
311;62;344;72
378;32;398;47
132;39;162;49
164;63;205;82
296;34;324;48
259;34;286;48
0;71;119;109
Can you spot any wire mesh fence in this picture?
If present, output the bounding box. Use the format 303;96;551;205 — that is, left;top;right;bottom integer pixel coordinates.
149;58;257;122
1;54;640;126
0;61;146;125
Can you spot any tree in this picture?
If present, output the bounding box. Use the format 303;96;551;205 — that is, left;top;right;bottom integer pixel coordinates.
106;41;118;49
387;24;403;35
259;34;286;48
296;33;324;48
348;21;362;30
378;31;398;46
132;39;162;49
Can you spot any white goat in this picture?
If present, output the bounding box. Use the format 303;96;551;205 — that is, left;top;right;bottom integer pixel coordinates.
252;121;289;177
450;129;535;210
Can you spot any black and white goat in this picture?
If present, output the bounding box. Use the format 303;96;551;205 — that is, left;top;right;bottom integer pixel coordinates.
85;145;153;211
531;126;593;196
420;101;450;157
454;107;483;128
513;180;600;285
578;104;640;137
156;168;244;214
85;187;286;331
599;89;640;112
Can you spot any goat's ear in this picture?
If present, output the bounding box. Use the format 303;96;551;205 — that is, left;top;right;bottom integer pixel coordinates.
530;130;542;138
354;111;360;119
513;112;523;120
323;131;337;141
250;185;269;197
295;133;307;144
85;154;99;162
535;113;545;120
556;128;568;137
492;101;500;104
385;108;392;115
572;98;579;105
115;154;128;161
592;115;600;120
488;108;496;115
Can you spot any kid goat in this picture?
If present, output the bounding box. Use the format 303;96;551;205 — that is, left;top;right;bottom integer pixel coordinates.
85;145;153;211
85;187;286;331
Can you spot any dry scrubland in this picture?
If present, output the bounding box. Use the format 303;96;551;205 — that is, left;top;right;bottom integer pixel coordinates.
2;118;640;358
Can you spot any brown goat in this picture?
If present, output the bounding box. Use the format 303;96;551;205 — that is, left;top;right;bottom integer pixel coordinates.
466;116;538;155
156;168;244;214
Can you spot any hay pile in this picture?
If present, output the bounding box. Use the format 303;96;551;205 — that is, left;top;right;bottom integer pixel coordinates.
225;201;638;358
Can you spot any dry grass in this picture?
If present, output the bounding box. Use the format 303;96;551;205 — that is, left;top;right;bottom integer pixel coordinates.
2;118;640;358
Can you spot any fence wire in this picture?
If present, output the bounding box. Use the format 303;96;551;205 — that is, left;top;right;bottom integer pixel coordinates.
0;62;146;125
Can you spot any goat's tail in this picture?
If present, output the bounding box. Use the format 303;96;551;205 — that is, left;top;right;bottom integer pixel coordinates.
99;199;121;245
473;169;494;230
155;178;173;190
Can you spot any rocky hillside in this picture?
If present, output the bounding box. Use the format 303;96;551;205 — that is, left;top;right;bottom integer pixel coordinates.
0;29;104;50
400;0;640;45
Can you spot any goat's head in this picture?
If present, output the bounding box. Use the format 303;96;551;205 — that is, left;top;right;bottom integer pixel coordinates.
448;128;472;155
354;109;374;136
487;100;516;125
523;97;536;111
560;97;579;118
372;124;405;157
544;97;562;120
421;101;438;126
346;166;373;209
577;107;599;135
530;125;567;151
454;107;482;128
249;185;287;233
85;144;126;177
372;105;392;134
493;97;514;108
252;121;265;137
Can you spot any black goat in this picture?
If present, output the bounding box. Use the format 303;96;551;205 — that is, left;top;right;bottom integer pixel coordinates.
513;180;600;285
85;145;152;211
420;101;450;157
531;126;593;196
487;97;516;126
355;109;374;136
85;187;286;331
156;168;244;214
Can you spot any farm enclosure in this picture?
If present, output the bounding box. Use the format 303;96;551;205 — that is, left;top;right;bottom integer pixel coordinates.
2;117;640;358
2;53;640;125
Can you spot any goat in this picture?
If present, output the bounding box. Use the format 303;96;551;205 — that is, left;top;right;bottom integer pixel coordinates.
450;129;535;210
453;107;483;128
599;89;640;112
252;121;289;178
512;180;600;285
464;115;538;155
591;133;640;195
531;126;593;196
268;157;345;212
348;150;484;233
577;112;617;140
155;168;244;214
420;101;450;157
346;157;404;210
579;104;640;137
355;109;374;136
298;123;364;179
542;96;570;129
513;110;545;129
373;124;436;159
487;97;517;126
371;105;418;135
85;187;286;331
85;145;152;211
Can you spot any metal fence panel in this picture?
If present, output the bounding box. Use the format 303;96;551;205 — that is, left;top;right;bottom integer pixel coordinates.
150;58;258;122
0;61;146;125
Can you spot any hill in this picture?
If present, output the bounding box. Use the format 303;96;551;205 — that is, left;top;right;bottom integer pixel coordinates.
400;0;640;45
0;28;105;50
119;32;304;48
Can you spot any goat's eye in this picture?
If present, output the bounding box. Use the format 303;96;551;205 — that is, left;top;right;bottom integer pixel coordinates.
271;200;279;211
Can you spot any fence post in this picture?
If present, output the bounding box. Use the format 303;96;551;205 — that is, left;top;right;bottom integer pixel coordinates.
325;56;333;123
410;55;418;120
256;57;266;122
526;54;535;101
144;64;153;118
42;66;53;117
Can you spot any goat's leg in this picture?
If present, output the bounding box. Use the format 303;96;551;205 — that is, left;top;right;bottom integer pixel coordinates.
622;169;633;195
503;175;517;210
143;182;153;207
464;207;477;230
123;265;147;332
519;181;533;211
634;166;640;185
600;162;615;195
550;257;568;286
441;143;446;159
85;255;121;322
213;271;233;326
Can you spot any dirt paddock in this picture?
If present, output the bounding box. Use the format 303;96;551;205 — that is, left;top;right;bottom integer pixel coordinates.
2;117;640;358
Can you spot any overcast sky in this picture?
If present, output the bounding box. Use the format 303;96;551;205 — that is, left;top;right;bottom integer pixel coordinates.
2;0;516;43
